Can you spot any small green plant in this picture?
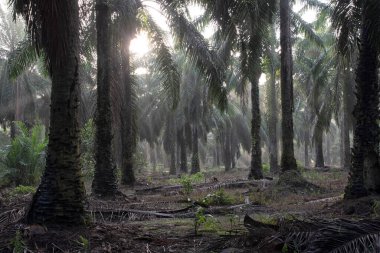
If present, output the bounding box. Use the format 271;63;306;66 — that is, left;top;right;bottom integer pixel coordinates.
201;189;234;206
180;176;193;198
202;215;220;233
194;207;206;236
10;185;36;196
262;163;270;174
11;230;25;253
178;172;205;199
190;172;205;183
282;243;289;253
76;235;90;252
227;214;240;234
0;122;47;187
194;208;221;235
373;200;380;217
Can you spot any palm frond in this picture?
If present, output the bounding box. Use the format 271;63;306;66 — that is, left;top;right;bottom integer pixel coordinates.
292;10;324;48
6;38;39;80
138;10;180;108
160;0;227;110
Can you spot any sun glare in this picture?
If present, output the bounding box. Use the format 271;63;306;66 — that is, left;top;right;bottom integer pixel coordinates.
130;32;150;56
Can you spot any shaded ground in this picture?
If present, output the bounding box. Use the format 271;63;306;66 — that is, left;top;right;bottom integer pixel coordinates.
2;166;375;252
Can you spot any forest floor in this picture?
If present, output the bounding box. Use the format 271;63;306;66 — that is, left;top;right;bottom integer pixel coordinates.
0;167;378;252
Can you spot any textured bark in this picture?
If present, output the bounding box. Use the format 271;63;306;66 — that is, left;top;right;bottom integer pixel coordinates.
325;134;331;165
267;63;279;174
169;147;176;175
280;0;297;172
315;129;324;168
177;127;187;173
191;125;200;174
342;70;353;170
10;121;16;140
345;7;379;198
224;126;232;172
120;35;135;185
92;0;117;196
26;0;85;224
249;62;263;179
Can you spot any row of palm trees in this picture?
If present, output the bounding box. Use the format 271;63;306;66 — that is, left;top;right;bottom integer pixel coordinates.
5;0;380;225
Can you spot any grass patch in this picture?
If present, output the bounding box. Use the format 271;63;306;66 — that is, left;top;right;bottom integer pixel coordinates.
10;185;36;196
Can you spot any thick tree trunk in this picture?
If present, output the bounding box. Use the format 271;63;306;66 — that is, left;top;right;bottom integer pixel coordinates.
267;68;279;174
249;60;263;179
177;127;187;173
342;69;353;170
345;8;379;198
280;0;297;172
315;129;324;168
191;125;200;174
10;121;16;139
325;133;331;165
92;0;117;197
216;142;221;167
150;144;156;172
121;35;135;186
26;0;85;224
224;126;232;172
170;147;176;175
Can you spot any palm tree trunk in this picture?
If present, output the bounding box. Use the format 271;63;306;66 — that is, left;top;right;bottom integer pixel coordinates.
150;143;156;172
249;64;263;179
342;69;353;170
191;124;200;174
315;129;324;168
26;0;85;224
170;146;176;175
223;126;232;172
345;7;380;198
177;127;187;173
92;0;117;196
280;0;297;172
325;133;331;165
121;34;135;186
267;66;279;174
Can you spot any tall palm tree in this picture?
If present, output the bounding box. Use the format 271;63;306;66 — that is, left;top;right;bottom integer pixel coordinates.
192;0;276;179
263;24;280;174
279;0;297;172
12;0;86;224
333;0;380;198
92;0;118;196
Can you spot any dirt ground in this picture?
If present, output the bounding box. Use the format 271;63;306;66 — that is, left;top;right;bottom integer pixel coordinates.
1;167;375;253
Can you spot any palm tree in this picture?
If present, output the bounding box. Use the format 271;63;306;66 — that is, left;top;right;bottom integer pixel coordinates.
192;0;276;179
92;0;118;196
279;0;297;172
333;0;380;197
263;25;280;174
12;0;86;224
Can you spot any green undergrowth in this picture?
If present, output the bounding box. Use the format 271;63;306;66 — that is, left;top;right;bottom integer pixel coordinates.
9;185;36;196
199;189;236;206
